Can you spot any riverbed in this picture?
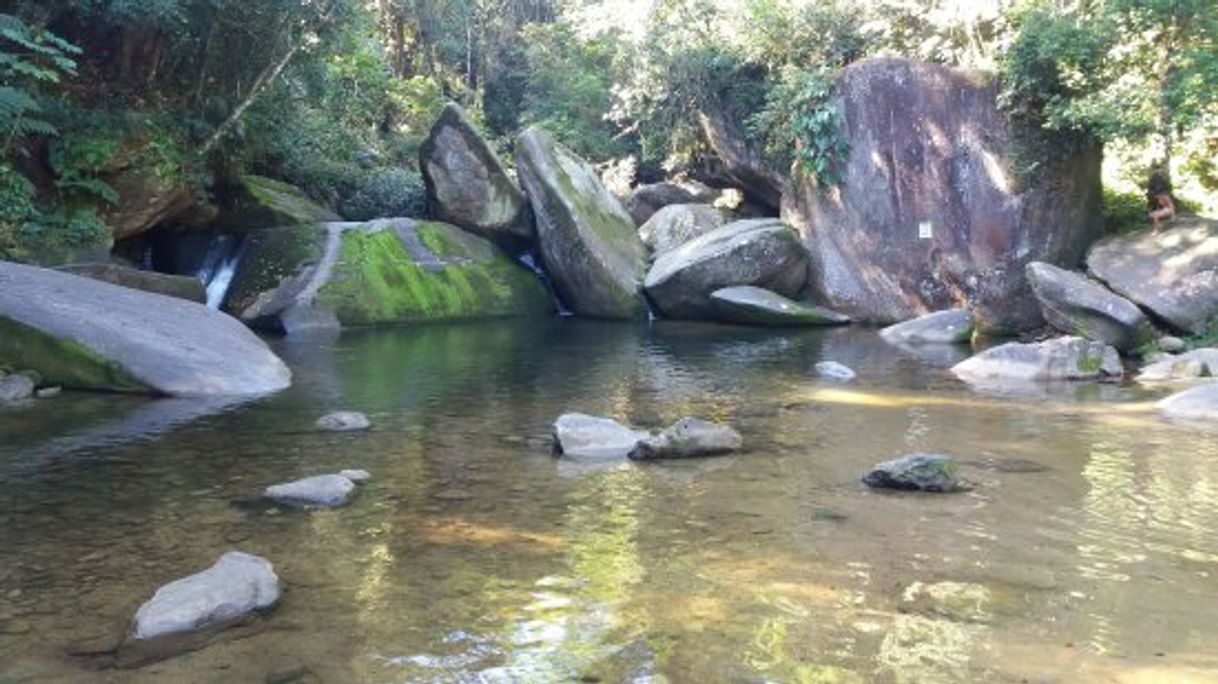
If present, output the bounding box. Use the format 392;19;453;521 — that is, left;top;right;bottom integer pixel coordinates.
2;321;1217;683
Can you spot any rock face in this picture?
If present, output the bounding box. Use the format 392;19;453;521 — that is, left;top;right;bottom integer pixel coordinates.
419;103;534;249
1137;348;1218;384
644;219;809;319
0;262;291;396
952;336;1123;384
628;418;742;460
516;126;647;319
316;411;370;432
552;413;649;460
225;219;551;333
880;309;973;345
1158;384;1218;421
627;182;720;226
710;286;849;327
815;361;856;381
782;57;1102;331
863;453;961;492
133;551;280;640
264;473;362;509
0;373;35;403
93;134;202;241
638;204;726;255
214;175;340;232
57;263;206;303
1026;262;1153;352
1086;217;1218;335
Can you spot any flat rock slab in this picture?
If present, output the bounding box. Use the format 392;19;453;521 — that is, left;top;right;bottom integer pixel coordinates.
133;551;280;640
880;309;973;345
553;413;649;459
815;361;856;381
0;261;291;396
1158;384;1218;421
264;473;361;509
710;286;850;327
628;417;742;460
952;336;1122;384
316;411;370;432
1026;261;1152;352
863;453;963;492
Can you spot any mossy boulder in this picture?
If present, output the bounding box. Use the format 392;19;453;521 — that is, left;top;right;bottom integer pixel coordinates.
1026;262;1153;353
214;176;339;232
516;126;646;319
709;286;849;327
225;223;329;325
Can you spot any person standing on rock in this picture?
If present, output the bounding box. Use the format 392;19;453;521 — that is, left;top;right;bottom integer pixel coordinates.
1150;192;1175;233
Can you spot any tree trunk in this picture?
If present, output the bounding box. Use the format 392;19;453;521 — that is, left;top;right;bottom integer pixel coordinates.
200;40;300;156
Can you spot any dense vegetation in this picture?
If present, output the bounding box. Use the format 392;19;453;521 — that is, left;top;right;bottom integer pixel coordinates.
2;0;1216;260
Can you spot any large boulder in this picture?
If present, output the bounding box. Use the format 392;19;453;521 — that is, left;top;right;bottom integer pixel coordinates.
225;219;552;333
626;181;720;226
552;413;649;460
710;286;849;327
132;551;280;640
516;127;647;319
644;219;809;319
638;204;726;255
419;103;534;250
1026;262;1153;353
91;133;204;241
1086;217;1218;335
0;261;291;396
952;336;1122;384
56;263;206;303
214;176;339;232
781;57;1102;331
697;105;787;210
880;309;973;345
1158;384;1218;421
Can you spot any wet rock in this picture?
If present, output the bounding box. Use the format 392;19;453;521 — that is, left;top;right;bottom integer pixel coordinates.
626;180;721;226
1026;262;1153;353
419;103;534;250
0;373;35;403
628;417;742;460
316;411;370;432
34;386;62;399
644;219;809;319
863;453;963;492
815;361;857;381
264;473;363;509
133;551;280;640
56;263;207;303
710;286;850;327
552;412;649;459
1136;348;1218;384
1087;217;1218;334
638;203;726;255
1159;336;1187;353
1157;383;1218;421
880;309;973;345
517;126;647;319
952;336;1123;384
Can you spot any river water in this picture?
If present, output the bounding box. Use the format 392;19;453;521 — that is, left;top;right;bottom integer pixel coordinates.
2;321;1217;683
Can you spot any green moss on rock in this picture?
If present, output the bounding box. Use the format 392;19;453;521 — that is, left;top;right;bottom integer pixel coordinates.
225;223;328;316
216;175;340;231
0;317;148;393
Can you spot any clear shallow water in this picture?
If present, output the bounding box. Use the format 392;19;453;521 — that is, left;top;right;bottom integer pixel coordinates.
2;321;1217;683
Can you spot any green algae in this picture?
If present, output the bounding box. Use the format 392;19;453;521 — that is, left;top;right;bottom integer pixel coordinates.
0;317;148;393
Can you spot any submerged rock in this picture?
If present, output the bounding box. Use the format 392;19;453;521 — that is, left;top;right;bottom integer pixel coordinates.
1137;348;1218;384
132;551;280;640
419;103;534;249
264;473;365;509
316;411;370;432
863;453;962;492
638;204;725;255
517;126;647;319
1026;262;1152;353
552;413;649;459
628;417;742;460
56;263;206;303
644;219;809;319
0;262;291;396
952;336;1123;384
710;286;850;327
1158;383;1218;421
815;361;857;381
0;373;35;404
1087;217;1218;335
880;309;973;345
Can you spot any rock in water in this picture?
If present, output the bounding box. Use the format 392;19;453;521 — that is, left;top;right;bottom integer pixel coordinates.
1087;217;1218;335
880;309;974;345
627;182;721;226
1137;348;1218;384
1026;262;1152;353
782;58;1102;332
863;453;962;492
132;551;280;640
316;411;370;432
952;336;1123;384
815;361;857;381
0;373;35;404
638;204;726;255
338;469;372;482
644;219;809;319
264;474;361;509
419;103;534;250
1158;384;1218;421
629;418;742;460
56;263;207;303
0;262;291;396
710;286;850;327
516;126;646;319
552;413;649;459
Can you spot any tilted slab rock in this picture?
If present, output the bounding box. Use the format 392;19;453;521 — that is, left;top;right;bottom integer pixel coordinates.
1026;261;1153;352
710;286;849;327
880;309;974;345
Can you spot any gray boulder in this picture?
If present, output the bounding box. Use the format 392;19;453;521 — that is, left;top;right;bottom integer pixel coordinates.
880;309;973;345
517;127;647;319
56;263;206;303
419;103;534;249
1159;336;1187;353
644;219;809;319
863;453;962;492
627;181;720;226
638;204;725;255
0;373;35;403
1026;262;1152;352
1087;217;1218;335
628;417;742;460
710;286;850;327
1158;383;1218;421
132;551;280;640
316;411;370;432
0;262;291;396
553;413;649;460
815;361;856;381
952;336;1123;384
1137;348;1218;384
264;473;365;509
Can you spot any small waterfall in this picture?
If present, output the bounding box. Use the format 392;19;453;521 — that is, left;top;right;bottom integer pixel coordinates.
517;252;572;317
196;234;245;310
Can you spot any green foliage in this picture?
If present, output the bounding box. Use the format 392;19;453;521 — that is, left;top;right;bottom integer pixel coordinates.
1184;318;1218;351
750;66;849;186
1101;186;1149;235
340;168;426;221
0;14;80;150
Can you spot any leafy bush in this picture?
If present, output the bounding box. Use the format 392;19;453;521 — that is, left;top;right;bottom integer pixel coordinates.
1100;186;1148;235
340;168;426;221
750;66;850;186
0;13;80;149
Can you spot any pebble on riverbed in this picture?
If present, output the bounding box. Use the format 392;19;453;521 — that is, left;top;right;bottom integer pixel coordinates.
264;471;371;509
862;453;965;492
315;411;370;432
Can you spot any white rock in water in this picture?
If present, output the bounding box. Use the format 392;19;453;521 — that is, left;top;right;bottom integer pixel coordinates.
1158;383;1218;421
628;417;742;460
133;551;280;640
815;361;856;381
316;411;370;432
338;468;372;482
952;336;1122;383
264;474;358;509
553;413;650;459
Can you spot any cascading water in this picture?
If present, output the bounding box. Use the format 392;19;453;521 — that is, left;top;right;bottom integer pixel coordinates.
196;234;245;310
517;252;572;317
